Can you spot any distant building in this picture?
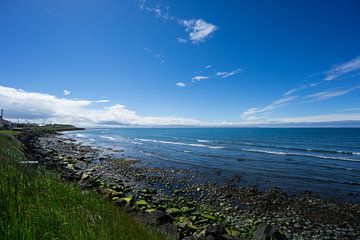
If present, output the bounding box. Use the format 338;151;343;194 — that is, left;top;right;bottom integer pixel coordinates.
0;109;13;129
0;109;39;130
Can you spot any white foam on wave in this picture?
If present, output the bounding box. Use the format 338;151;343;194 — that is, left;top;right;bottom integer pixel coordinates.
243;148;360;162
100;135;117;141
76;133;86;138
136;138;224;149
245;149;287;155
209;146;225;149
197;139;210;143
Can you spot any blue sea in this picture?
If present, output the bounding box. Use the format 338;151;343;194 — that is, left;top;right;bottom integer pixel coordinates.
63;128;360;200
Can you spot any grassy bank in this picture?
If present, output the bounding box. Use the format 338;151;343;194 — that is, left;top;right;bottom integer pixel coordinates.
0;131;167;240
28;124;85;132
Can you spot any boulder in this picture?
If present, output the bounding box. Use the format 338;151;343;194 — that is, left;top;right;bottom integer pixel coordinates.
148;210;173;225
253;224;287;240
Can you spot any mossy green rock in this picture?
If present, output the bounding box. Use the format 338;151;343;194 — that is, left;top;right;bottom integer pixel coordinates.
166;208;181;216
120;196;133;204
136;199;149;206
202;214;217;221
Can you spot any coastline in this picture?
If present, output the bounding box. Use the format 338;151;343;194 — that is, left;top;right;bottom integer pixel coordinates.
19;130;360;240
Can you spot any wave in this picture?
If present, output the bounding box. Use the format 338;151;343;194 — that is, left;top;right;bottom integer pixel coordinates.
218;141;360;156
100;135;117;141
244;149;287;155
136;138;224;149
278;146;360;156
242;148;360;162
197;139;210;143
212;140;360;157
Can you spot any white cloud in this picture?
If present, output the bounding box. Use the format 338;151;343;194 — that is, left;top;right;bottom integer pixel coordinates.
205;65;212;69
192;75;209;81
63;90;71;96
176;82;186;87
273;113;360;123
177;37;187;43
2;85;360;127
306;85;360;101
324;55;360;81
242;96;297;118
215;68;242;78
140;1;173;21
182;19;218;43
342;107;360;112
0;85;201;127
140;1;218;44
94;99;110;103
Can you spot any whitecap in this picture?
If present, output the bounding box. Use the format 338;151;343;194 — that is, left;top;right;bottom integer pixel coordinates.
136;138;223;149
100;135;117;141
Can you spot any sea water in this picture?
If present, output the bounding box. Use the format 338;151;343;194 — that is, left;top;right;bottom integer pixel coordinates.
63;128;360;200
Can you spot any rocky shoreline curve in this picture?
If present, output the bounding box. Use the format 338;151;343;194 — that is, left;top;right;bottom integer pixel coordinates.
18;131;360;240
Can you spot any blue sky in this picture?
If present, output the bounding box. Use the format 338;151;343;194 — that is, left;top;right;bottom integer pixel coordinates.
0;0;360;126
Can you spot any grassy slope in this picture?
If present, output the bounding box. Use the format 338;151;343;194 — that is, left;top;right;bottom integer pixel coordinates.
0;131;167;240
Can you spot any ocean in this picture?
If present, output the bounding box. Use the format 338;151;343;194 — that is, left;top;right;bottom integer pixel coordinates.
63;128;360;200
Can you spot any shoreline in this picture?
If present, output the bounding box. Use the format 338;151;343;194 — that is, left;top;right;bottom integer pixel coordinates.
19;130;360;239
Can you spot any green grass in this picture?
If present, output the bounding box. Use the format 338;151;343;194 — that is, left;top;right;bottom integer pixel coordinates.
0;132;168;240
0;129;19;136
28;124;84;132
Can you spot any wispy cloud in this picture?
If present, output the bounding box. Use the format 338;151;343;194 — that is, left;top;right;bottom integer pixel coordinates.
273;113;360;123
144;48;165;64
282;55;360;98
215;68;242;78
177;37;187;43
181;19;217;43
139;0;174;21
192;75;209;81
324;55;360;81
153;53;165;64
341;107;360;112
242;96;297;118
176;82;186;87
282;84;309;96
183;67;242;87
63;90;71;96
94;99;110;103
0;85;201;126
306;85;360;101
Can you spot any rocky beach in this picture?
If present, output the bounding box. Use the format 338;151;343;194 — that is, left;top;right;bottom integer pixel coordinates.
16;130;360;240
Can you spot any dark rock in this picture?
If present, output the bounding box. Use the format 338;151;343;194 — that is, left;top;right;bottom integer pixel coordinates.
253;224;287;240
147;210;173;226
206;224;227;237
160;223;179;239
